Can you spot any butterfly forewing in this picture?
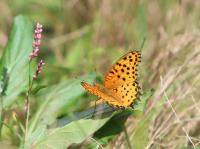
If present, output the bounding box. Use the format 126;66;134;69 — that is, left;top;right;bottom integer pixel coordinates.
104;51;141;89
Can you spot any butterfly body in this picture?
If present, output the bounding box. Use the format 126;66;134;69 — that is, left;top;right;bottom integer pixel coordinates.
81;50;141;108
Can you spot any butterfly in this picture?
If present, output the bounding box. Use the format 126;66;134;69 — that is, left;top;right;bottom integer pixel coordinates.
81;50;141;108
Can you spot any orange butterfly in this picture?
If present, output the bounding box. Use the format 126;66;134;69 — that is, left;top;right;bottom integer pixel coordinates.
81;50;141;108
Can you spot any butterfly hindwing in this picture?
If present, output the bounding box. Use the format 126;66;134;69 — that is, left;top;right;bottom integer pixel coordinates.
81;82;124;107
109;81;140;107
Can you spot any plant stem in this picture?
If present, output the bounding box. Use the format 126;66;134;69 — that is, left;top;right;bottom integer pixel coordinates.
23;60;34;148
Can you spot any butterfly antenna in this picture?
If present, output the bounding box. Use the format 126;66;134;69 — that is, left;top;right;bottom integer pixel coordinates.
140;37;146;52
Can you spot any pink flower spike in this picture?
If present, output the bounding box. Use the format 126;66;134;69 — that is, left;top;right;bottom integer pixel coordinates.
29;22;43;60
33;60;45;80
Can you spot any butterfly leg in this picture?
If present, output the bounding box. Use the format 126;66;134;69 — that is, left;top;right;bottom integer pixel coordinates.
91;98;101;118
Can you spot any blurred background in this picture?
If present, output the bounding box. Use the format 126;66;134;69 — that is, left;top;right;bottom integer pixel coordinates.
0;0;200;148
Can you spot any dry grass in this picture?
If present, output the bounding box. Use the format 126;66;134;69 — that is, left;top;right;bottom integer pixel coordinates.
111;30;200;148
102;1;200;149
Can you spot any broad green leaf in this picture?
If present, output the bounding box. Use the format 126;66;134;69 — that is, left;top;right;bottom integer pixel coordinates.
0;15;33;107
29;74;96;132
22;124;47;149
33;118;109;149
55;89;154;127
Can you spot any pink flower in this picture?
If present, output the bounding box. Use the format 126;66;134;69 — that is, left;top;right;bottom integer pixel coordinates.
29;23;43;60
33;60;45;80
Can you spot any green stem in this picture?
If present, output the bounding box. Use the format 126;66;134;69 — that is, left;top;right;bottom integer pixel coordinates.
23;60;34;148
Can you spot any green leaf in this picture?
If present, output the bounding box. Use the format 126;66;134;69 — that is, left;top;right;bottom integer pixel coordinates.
94;111;130;138
23;124;47;149
0;15;33;107
134;89;154;112
29;74;96;132
33;118;109;149
42;74;96;122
